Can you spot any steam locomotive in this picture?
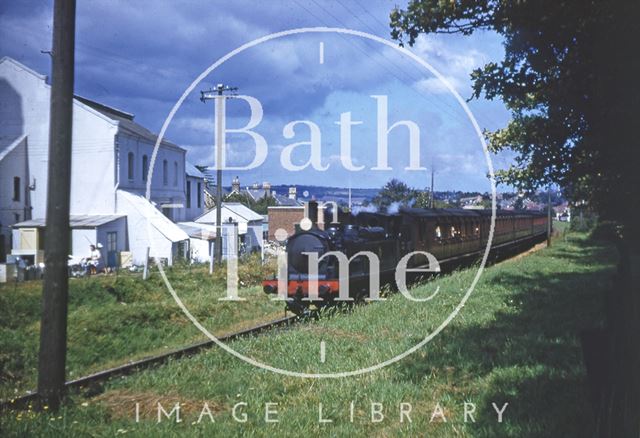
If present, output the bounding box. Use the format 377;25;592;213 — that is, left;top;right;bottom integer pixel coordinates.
263;201;549;315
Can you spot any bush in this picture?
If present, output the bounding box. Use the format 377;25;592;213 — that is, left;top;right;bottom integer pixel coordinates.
590;220;622;242
570;212;598;232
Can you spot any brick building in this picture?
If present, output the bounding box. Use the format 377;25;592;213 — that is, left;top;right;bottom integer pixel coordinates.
267;205;329;241
267;206;304;242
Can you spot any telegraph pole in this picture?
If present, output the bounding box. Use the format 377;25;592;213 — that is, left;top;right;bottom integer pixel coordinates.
547;186;552;247
37;0;75;410
430;168;435;208
201;84;237;265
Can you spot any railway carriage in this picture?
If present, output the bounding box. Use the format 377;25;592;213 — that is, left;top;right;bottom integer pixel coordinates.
263;202;549;314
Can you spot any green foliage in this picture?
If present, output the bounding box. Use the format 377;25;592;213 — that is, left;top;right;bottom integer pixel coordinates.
223;191;253;205
390;0;639;236
251;195;277;215
0;259;282;400
222;191;276;215
569;210;598;233
372;178;417;210
590;220;622;242
412;189;431;208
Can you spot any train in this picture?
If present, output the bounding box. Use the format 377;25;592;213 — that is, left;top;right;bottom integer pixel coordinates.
263;201;549;315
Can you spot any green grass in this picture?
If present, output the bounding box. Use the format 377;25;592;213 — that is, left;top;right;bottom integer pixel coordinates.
1;233;617;437
0;254;282;400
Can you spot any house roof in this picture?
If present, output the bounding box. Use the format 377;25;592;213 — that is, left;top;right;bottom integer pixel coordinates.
195;202;263;224
177;221;246;239
0;134;27;162
245;188;270;200
13;214;125;228
117;190;189;242
0;56;47;82
74;96;183;151
273;193;303;206
185;162;205;178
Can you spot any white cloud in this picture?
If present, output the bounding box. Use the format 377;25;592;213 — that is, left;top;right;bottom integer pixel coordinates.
410;34;491;97
414;75;464;95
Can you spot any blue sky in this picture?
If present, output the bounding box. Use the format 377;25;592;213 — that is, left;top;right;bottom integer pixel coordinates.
0;0;515;192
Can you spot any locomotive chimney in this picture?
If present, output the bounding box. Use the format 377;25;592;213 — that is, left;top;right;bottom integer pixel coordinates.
307;200;319;228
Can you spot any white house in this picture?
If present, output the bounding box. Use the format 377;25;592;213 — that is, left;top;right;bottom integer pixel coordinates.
0;135;30;262
185;162;206;221
0;56;204;265
194;203;264;255
177;221;244;263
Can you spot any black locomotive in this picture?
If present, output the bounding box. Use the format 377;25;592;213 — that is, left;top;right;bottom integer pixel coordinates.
263;201;548;315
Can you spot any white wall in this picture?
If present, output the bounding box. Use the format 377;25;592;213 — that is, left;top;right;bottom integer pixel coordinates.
184;175;205;221
0;136;29;260
0;58;117;219
189;237;211;263
116;191;179;265
71;229;98;258
117;132;187;221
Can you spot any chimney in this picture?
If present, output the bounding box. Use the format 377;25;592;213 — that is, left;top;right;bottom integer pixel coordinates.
262;181;272;197
307;200;319;227
232;176;240;193
288;186;297;200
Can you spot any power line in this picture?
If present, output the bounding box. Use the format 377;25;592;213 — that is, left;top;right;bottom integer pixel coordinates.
335;0;506;131
294;0;470;126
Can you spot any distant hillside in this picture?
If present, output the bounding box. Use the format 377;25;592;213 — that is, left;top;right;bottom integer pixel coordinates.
220;184;566;210
269;185;379;205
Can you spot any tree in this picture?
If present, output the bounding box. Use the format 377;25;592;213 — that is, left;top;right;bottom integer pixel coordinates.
412;189;431;208
390;0;638;238
390;2;639;434
372;178;416;211
252;195;277;215
224;191;253;205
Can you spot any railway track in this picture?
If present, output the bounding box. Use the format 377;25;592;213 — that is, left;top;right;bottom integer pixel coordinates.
1;315;298;411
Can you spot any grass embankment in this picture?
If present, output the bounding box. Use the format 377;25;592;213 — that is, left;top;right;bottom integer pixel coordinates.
0;254;281;400
1;231;616;437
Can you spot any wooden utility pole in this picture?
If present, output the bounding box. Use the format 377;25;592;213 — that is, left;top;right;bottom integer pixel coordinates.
547;187;552;247
37;0;76;410
200;84;237;265
430;168;434;208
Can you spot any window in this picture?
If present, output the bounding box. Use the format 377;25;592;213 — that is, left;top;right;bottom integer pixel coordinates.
127;152;134;180
107;232;117;252
173;161;178;186
106;232;117;268
13;177;20;201
186;180;191;208
197;182;202;208
163;160;168;185
142;155;148;181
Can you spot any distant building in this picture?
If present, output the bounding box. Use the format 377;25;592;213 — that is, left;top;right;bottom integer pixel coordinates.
555;202;571;222
459;195;484;208
194;202;264;255
227;176;302;207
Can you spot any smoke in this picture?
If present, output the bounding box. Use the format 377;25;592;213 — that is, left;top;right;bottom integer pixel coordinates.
387;201;402;214
351;204;378;215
